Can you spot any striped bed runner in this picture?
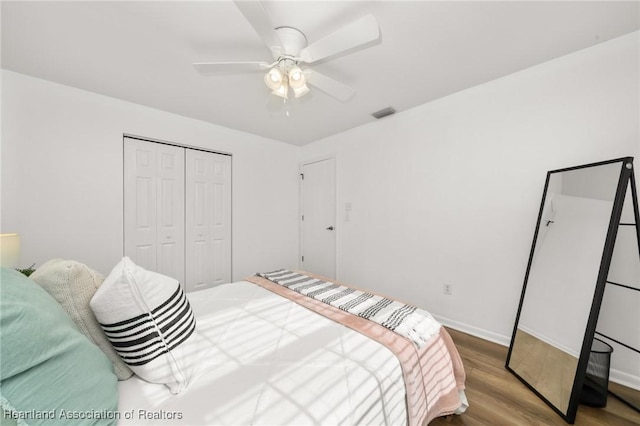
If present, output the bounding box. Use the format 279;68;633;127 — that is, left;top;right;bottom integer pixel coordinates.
257;269;441;348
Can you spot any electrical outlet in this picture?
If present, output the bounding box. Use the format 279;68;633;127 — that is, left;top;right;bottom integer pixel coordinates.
443;283;452;295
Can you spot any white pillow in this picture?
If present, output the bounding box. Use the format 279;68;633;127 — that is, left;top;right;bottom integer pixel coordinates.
30;259;134;380
90;257;203;394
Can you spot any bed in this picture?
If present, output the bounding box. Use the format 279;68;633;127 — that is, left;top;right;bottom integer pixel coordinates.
1;260;467;426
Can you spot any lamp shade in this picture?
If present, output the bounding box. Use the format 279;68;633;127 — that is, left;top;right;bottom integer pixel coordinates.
288;66;305;88
264;68;285;91
0;233;21;268
292;84;310;98
289;66;309;98
271;81;289;99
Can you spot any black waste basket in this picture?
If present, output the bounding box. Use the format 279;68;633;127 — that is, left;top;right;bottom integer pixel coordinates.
580;338;613;407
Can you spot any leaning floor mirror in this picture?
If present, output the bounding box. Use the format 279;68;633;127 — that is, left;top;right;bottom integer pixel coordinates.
506;157;638;423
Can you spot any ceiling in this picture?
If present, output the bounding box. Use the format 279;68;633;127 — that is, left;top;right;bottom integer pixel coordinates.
2;1;639;146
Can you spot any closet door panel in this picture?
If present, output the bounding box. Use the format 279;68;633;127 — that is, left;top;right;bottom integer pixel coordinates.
211;156;231;285
186;150;231;292
125;140;158;272
124;138;185;286
156;144;185;284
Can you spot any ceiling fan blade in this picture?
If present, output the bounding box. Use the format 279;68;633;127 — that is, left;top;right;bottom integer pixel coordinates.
305;70;355;102
298;14;380;64
193;61;270;74
233;0;284;56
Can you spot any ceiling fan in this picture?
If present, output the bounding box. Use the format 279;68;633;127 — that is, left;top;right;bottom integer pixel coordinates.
193;0;381;102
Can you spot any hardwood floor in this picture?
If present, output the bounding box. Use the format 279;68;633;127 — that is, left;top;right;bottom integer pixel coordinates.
430;328;640;425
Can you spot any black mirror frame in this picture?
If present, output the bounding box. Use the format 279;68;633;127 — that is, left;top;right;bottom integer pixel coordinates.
505;156;635;424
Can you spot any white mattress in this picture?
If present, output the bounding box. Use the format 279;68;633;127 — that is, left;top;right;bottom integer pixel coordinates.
117;280;407;425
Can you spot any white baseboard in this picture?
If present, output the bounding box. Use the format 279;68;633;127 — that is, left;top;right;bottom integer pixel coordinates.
433;314;640;391
432;314;511;347
609;369;640;391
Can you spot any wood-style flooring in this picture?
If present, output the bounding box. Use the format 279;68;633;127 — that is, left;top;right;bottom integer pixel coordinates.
430;328;640;425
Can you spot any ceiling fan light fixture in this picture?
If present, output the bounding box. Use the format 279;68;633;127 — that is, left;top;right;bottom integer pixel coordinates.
271;81;289;99
194;8;381;104
288;66;305;87
292;84;310;98
264;67;285;91
287;65;309;98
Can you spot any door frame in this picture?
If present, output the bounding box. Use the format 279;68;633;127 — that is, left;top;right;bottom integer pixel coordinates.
299;155;338;277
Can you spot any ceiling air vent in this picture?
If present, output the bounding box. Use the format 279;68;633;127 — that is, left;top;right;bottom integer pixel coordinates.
371;107;396;119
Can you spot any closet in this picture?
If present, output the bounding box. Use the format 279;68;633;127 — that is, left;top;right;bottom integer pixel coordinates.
123;136;231;292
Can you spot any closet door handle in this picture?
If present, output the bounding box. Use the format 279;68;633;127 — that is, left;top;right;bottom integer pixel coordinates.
326;226;334;231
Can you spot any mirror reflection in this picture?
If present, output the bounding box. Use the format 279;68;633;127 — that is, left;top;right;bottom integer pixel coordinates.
508;160;624;418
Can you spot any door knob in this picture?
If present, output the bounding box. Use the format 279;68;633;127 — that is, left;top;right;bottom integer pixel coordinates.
326;226;334;231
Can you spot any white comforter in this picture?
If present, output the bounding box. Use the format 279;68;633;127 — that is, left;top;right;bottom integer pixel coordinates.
117;281;407;425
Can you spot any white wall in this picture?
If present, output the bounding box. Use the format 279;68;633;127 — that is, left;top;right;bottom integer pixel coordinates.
2;30;638;387
299;31;640;382
1;70;300;279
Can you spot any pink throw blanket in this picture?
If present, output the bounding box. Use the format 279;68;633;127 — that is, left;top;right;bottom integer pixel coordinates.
246;273;466;425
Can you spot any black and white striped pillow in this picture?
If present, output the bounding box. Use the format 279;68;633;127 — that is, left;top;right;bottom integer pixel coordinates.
90;257;202;394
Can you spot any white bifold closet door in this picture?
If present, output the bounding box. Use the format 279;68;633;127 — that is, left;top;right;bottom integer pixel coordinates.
124;137;231;291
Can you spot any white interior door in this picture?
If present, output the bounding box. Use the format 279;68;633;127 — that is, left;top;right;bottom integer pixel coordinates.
301;158;336;279
124;138;185;284
185;150;232;292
